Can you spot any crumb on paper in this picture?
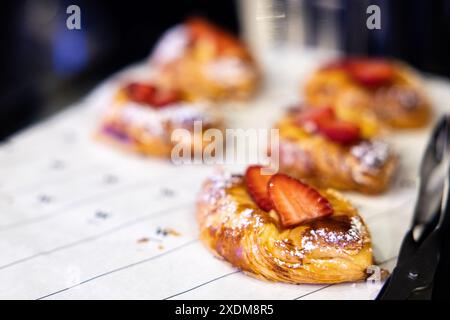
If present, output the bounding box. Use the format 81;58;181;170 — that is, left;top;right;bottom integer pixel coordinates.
137;237;150;244
158;244;165;250
156;227;181;237
166;228;181;237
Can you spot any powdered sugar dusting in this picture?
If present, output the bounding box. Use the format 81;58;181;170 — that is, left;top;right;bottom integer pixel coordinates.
351;140;391;169
151;25;189;65
107;100;216;137
205;57;255;86
301;216;366;253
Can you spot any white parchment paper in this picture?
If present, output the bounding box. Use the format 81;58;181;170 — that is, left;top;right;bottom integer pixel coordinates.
0;48;449;300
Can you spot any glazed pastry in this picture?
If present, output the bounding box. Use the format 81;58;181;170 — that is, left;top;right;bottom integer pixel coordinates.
304;58;431;130
276;106;397;194
197;166;373;284
97;82;221;157
151;17;259;101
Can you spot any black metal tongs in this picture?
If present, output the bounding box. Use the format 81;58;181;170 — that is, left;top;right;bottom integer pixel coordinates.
377;115;450;300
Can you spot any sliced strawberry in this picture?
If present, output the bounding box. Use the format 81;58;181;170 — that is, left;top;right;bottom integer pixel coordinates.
245;165;274;212
346;58;394;87
294;106;360;144
187;17;242;55
187;17;218;42
125;83;156;105
268;174;333;228
295;106;335;127
317;119;361;144
124;83;180;108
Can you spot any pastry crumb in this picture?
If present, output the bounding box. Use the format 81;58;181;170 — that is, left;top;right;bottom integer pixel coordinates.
166;228;181;237
157;227;181;237
137;237;150;244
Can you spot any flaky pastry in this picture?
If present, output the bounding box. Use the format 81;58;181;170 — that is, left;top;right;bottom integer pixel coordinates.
197;168;373;284
304;58;431;132
151;17;260;101
97;82;221;157
276;106;397;194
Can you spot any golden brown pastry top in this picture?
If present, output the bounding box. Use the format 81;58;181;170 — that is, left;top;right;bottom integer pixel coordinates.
275;107;397;194
304;58;431;129
150;17;259;101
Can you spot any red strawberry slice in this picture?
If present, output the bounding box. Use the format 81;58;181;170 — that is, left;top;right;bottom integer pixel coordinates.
295;106;335;127
346;59;394;87
268;174;333;227
245;165;274;212
187;17;242;55
125;83;156;105
294;106;360;144
317;119;361;144
125;83;180;108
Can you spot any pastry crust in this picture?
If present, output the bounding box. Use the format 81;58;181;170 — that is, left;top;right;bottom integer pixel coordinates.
305;59;431;130
97;88;222;158
151;17;260;101
275;111;397;194
197;173;373;284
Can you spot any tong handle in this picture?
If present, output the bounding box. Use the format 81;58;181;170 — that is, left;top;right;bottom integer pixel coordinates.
413;115;450;227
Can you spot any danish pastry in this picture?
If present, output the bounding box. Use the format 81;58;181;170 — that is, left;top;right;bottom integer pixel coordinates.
304;58;431;130
151;17;259;101
197;166;373;284
97;82;221;157
276;105;397;194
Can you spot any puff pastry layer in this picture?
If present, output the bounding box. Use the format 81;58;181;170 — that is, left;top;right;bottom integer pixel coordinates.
97;85;222;157
275;108;397;194
305;58;431;131
151;17;260;101
197;173;373;284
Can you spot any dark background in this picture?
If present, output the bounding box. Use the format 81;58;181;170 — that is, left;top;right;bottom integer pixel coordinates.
1;0;449;140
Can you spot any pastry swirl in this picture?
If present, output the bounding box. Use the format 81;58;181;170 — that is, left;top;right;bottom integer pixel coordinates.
197;173;373;284
151;17;260;101
97;84;222;157
275;107;397;194
305;58;431;130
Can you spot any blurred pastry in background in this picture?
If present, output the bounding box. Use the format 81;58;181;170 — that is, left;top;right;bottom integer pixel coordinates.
304;58;431;130
197;166;373;284
151;17;260;101
275;105;397;194
97;82;221;157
